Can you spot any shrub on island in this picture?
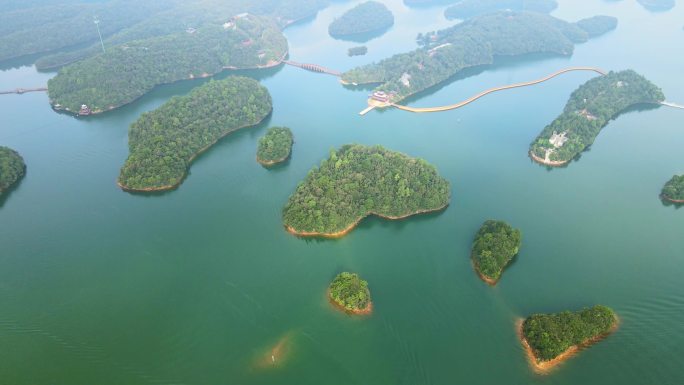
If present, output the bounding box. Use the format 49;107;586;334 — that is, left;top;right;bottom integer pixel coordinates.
328;1;394;38
257;127;293;165
118;77;272;192
0;146;26;195
471;220;521;284
282;144;450;237
521;305;618;369
328;272;371;314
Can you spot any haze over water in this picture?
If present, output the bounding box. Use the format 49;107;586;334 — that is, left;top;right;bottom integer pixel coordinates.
1;0;683;384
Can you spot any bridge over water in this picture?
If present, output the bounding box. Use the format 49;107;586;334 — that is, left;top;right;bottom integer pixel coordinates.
0;87;47;95
283;60;341;77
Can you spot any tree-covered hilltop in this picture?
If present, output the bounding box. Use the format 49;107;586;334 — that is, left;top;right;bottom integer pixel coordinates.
471;220;522;284
47;15;286;115
118;77;272;192
329;272;371;313
283;145;450;237
0;147;26;195
328;1;394;38
662;175;684;202
341;12;617;103
530;70;664;166
257;127;294;165
444;0;558;20
522;306;617;362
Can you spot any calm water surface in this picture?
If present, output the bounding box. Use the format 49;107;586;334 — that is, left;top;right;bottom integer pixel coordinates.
1;1;683;384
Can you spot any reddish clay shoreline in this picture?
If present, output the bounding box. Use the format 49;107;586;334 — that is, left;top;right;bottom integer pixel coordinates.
285;203;449;238
326;289;372;315
529;151;568;167
472;259;499;286
517;316;619;374
257;154;290;166
118;113;272;193
661;194;684;203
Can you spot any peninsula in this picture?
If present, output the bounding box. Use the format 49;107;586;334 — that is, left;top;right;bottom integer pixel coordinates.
328;272;372;315
257;127;294;166
471;220;521;285
117;77;272;192
444;0;558;20
661;175;684;203
48;15;286;115
520;305;618;372
282;145;450;237
341;11;617;105
529;70;664;166
328;1;394;39
0;146;26;195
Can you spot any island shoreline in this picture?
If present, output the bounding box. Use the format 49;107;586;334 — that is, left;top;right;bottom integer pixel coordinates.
326;289;373;315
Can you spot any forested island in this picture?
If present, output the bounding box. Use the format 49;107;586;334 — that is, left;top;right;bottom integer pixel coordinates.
348;46;369;57
529;70;664;166
0;147;26;195
520;306;618;371
444;0;558;20
328;2;394;38
257;127;294;166
282;145;450;237
637;0;676;12
328;272;372;314
661;175;684;203
48;15;286;115
471;220;521;285
341;11;617;103
118;77;272;192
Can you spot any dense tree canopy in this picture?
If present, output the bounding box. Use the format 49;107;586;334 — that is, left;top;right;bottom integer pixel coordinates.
257;127;294;165
444;0;558;20
471;220;522;283
661;175;684;202
328;1;394;37
118;77;272;192
0;147;26;195
348;46;369;56
341;12;616;102
575;16;619;37
283;145;450;236
48;15;285;114
530;70;664;165
329;272;371;312
522;306;617;361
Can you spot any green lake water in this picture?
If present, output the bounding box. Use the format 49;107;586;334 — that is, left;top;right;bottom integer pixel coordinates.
1;0;683;384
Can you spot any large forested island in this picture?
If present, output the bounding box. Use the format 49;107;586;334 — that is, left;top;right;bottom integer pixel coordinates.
520;306;618;371
282;145;450;237
529;70;664;166
257;127;294;166
661;175;684;203
471;220;521;285
444;0;558;20
47;15;286;115
341;11;617;103
328;272;372;314
0;146;26;195
328;1;394;38
118;77;272;192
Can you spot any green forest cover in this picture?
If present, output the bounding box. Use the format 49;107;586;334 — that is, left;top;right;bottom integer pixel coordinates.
471;220;521;283
328;1;394;37
118;77;272;191
48;15;285;114
662;175;684;202
282;145;450;236
257;127;294;165
530;70;664;165
522;306;617;361
329;272;371;312
0;147;26;194
341;11;617;103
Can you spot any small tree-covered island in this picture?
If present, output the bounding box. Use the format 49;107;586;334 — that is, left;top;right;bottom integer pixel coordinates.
282;145;450;237
471;220;522;285
48;14;286;115
520;306;618;372
0;146;26;196
118;77;272;192
341;11;617;103
328;272;372;315
661;175;684;203
257;127;294;166
328;1;394;38
348;46;369;57
529;70;665;166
